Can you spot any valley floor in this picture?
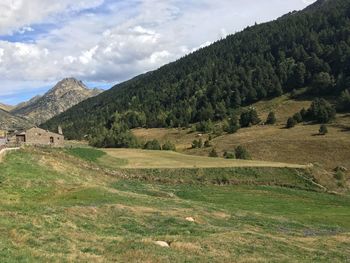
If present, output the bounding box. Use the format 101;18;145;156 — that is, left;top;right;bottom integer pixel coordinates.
0;147;349;262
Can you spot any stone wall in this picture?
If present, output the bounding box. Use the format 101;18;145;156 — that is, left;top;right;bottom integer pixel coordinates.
23;127;64;147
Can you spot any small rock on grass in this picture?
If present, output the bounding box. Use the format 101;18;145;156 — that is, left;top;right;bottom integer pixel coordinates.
154;241;170;248
185;217;195;222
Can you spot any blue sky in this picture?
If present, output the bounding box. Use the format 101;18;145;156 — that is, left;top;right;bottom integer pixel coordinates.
0;0;316;105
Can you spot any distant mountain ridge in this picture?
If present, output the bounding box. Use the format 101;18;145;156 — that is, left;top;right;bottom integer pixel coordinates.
11;78;102;125
0;108;32;130
0;103;14;112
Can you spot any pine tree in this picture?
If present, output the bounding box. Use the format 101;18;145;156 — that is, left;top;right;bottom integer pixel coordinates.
293;112;303;123
319;124;328;135
266;112;277;125
286;117;297;128
224;115;240;133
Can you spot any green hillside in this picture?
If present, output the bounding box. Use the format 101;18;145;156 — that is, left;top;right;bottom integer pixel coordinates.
43;0;350;140
0;147;349;262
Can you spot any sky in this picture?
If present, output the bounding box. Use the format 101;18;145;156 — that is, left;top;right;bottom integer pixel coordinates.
0;0;316;105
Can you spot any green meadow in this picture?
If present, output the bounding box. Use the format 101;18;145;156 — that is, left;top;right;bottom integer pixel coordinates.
0;147;349;262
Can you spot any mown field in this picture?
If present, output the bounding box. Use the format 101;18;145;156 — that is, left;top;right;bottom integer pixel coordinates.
0;147;349;262
99;148;309;169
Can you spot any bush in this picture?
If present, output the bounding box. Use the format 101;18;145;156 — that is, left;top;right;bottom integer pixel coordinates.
286;117;297;128
196;120;214;133
334;171;344;181
143;139;161;150
224;115;240;133
300;108;308;119
192;138;203;149
162;141;176;151
204;140;211;148
293;112;303;123
224;151;235;159
240;109;261;128
235;146;251;160
266;112;277;125
209;148;218;157
337;89;350;112
319;124;328;135
213;125;224;137
307;98;336;123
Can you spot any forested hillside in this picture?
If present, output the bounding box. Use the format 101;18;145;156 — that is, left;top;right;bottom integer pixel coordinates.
43;0;350;139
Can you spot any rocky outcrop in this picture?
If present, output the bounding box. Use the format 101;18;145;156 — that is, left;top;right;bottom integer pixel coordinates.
11;78;102;125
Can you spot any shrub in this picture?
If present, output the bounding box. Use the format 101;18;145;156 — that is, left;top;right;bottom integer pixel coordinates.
235;146;251;160
337;89;350;112
224;151;236;159
240;109;261;128
162;141;176;151
196;120;214;133
209;148;218;157
204;140;211;148
266;112;277;125
143;139;161;150
319;124;328;135
307;98;336;123
286;117;297;128
334;171;344;181
192;139;203;149
293;112;303;123
224;115;240;133
300;108;308;119
213;125;224;137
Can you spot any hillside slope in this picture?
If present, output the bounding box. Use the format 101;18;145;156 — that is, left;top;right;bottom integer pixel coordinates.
12;78;102;125
0;108;32;130
132;95;350;173
42;0;350;139
0;147;349;261
0;103;14;112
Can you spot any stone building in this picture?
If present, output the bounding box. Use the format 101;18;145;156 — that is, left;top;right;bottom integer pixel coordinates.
0;130;7;146
12;127;64;147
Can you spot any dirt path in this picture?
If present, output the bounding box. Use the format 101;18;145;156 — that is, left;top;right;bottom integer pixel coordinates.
0;147;20;163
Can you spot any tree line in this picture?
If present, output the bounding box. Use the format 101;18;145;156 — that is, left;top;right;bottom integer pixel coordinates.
42;0;350;142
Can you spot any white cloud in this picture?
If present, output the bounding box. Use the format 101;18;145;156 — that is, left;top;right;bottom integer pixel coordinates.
0;0;317;101
0;0;104;34
17;26;34;34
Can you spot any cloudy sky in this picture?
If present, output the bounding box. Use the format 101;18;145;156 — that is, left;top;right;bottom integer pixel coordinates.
0;0;316;104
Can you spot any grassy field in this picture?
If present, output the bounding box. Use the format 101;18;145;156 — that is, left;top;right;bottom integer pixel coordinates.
0;147;349;262
100;148;310;169
132;95;350;171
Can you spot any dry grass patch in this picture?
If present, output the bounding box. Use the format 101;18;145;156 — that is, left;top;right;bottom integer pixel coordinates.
102;148;308;169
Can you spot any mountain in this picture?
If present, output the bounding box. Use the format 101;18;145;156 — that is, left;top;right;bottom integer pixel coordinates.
0;109;32;130
42;0;350;140
13;95;42;113
12;78;102;125
0;103;14;112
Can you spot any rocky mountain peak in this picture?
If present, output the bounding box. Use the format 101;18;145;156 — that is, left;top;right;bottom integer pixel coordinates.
11;78;103;125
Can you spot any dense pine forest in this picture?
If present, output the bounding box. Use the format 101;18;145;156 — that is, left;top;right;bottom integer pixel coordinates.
43;0;350;140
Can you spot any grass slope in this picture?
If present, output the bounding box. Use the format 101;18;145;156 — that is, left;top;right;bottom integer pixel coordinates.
101;148;309;169
132;95;350;171
0;147;349;262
